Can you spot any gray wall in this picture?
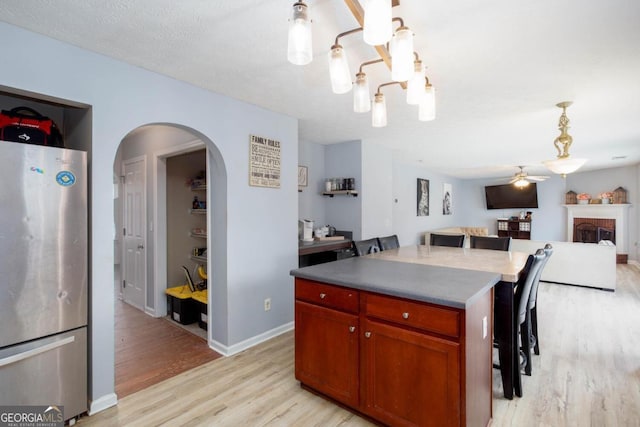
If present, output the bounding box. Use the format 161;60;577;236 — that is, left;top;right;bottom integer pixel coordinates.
324;141;363;239
298;140;326;226
0;22;298;409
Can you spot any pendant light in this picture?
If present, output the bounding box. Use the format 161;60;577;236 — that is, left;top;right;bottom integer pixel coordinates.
328;44;352;94
406;57;425;105
390;25;414;82
543;102;587;176
418;77;435;121
372;92;387;127
353;58;383;113
353;72;371;112
363;0;393;46
287;1;312;66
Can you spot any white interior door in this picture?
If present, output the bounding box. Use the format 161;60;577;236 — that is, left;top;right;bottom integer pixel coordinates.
122;157;146;310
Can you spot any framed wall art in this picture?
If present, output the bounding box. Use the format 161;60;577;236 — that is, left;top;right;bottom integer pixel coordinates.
443;183;452;215
249;134;281;188
298;165;308;187
417;178;429;216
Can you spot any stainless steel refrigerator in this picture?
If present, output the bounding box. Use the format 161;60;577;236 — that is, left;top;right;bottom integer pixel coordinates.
0;141;87;420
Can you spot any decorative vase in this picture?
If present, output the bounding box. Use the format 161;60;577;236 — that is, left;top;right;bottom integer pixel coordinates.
601;198;610;204
577;199;589;205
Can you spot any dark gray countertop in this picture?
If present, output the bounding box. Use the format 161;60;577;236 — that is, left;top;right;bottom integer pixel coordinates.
290;256;500;309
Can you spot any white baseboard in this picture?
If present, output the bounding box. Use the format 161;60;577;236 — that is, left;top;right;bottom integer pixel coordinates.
88;393;118;415
629;260;640;268
209;321;294;357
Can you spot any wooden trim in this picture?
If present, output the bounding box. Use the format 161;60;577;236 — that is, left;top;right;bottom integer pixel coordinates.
343;0;407;89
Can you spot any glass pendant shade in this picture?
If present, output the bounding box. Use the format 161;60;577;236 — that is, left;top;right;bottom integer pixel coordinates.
543;157;587;175
353;73;371;112
406;60;425;105
328;45;352;94
287;1;312;65
372;93;387;127
390;27;414;82
363;0;392;46
418;84;436;121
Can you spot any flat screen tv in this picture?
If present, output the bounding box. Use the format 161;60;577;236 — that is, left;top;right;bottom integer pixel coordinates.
485;183;539;209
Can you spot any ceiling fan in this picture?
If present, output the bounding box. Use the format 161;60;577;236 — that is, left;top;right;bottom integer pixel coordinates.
504;166;549;188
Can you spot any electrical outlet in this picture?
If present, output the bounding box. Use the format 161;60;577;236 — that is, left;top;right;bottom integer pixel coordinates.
264;298;271;311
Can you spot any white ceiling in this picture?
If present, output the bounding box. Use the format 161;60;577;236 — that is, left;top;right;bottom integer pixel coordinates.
2;0;639;179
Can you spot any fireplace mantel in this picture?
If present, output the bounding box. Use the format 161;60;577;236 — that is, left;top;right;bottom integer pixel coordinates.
564;204;631;254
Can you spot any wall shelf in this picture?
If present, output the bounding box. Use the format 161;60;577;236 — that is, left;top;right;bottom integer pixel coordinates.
189;208;207;215
190;232;207;239
322;190;358;198
190;255;207;263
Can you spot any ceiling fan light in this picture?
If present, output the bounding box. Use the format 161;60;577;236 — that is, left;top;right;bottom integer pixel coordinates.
328;44;352;94
418;84;436;121
406;60;425;105
363;0;393;46
390;27;414;82
514;178;530;188
287;1;312;65
372;92;387;127
353;72;371;112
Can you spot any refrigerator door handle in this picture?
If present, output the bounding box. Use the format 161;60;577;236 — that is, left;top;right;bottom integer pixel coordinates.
0;336;75;368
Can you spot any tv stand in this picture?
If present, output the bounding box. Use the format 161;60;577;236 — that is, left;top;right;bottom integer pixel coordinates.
497;219;531;240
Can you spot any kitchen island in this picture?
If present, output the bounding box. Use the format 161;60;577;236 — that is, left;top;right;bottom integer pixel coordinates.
290;256;501;427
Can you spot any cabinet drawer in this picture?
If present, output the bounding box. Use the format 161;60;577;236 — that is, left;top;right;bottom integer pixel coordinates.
295;279;359;313
364;293;460;338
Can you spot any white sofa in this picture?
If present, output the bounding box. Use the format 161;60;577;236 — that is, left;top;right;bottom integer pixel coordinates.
422;226;489;248
510;239;616;291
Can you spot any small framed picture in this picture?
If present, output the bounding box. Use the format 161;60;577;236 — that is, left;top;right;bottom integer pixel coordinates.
298;166;308;187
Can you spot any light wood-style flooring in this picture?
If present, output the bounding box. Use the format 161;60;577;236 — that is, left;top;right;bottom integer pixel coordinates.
82;264;640;426
115;299;221;398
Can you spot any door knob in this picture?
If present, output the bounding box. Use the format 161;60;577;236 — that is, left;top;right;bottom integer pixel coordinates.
349;326;355;333
319;293;326;299
364;332;371;338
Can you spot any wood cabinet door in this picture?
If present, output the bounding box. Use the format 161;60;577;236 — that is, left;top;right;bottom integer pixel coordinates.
295;301;359;407
361;319;461;427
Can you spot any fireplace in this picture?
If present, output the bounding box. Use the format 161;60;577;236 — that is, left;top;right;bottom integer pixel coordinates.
565;204;630;264
573;218;615;244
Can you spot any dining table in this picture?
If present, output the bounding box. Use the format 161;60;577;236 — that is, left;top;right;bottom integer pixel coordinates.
367;244;531;400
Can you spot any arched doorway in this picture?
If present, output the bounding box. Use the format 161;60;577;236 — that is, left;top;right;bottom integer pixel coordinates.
113;123;227;396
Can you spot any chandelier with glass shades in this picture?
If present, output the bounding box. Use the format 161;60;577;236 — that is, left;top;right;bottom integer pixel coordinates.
287;0;436;127
542;101;587;176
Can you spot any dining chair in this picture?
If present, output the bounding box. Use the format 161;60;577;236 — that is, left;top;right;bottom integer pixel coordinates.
470;235;511;251
353;238;381;256
429;233;465;248
494;248;545;397
377;234;400;251
524;243;553;375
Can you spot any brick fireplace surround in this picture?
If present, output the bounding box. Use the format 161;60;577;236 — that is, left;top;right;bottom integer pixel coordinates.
565;204;631;264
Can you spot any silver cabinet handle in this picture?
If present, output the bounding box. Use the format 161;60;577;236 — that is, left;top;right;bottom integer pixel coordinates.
319;293;326;299
364;332;371;338
402;312;409;319
349;326;355;333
